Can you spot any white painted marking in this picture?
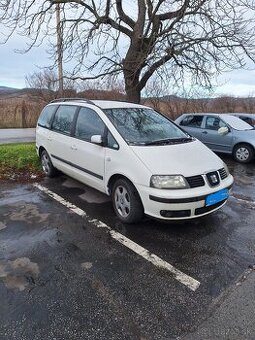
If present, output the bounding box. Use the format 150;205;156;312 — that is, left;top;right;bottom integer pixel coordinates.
34;183;87;217
230;195;255;208
34;183;200;291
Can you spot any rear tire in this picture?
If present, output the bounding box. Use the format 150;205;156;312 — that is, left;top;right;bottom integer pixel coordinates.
233;143;254;163
40;150;58;177
111;178;144;224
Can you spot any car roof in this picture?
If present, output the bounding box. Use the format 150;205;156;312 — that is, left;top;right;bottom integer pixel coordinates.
181;112;255;117
91;100;149;109
229;113;255;117
180;113;237;119
49;98;149;110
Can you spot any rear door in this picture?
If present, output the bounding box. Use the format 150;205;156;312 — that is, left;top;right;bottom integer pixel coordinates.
201;116;233;153
49;104;78;172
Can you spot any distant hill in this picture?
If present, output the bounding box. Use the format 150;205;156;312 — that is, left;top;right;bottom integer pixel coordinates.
0;87;43;101
0;86;19;95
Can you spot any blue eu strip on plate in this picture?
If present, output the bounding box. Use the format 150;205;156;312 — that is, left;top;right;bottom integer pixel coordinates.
206;189;229;207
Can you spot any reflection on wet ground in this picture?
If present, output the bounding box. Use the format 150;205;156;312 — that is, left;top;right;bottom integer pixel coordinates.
0;257;39;291
0;155;254;339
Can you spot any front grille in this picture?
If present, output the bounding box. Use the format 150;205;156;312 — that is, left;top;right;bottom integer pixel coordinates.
218;167;228;180
186;175;205;188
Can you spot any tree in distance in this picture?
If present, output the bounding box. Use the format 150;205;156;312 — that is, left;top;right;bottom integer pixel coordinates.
1;0;255;103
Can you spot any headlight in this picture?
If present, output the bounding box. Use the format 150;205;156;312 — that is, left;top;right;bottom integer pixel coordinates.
150;175;189;189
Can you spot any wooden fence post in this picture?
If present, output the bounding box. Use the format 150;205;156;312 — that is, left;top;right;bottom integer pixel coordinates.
21;100;27;128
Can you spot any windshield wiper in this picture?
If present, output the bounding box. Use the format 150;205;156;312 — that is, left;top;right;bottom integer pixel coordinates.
145;137;193;146
128;141;147;146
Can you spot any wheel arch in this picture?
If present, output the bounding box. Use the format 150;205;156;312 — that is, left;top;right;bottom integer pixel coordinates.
232;142;255;154
38;146;46;158
107;174;144;209
107;174;135;195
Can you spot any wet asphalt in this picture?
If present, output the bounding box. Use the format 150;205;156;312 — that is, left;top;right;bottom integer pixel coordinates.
0;155;255;340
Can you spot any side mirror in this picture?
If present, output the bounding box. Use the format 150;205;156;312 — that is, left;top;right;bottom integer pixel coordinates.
218;127;229;136
91;135;103;145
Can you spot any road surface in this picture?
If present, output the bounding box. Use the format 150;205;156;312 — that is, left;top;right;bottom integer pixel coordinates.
0;128;35;144
0;155;255;339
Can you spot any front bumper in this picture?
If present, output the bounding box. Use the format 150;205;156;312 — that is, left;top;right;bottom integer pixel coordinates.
137;175;234;220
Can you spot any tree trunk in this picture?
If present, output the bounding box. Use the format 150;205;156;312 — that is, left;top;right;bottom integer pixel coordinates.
123;39;144;104
125;83;141;103
124;68;141;103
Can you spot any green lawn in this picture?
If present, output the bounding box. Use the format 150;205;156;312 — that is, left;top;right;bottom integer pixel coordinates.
0;143;42;180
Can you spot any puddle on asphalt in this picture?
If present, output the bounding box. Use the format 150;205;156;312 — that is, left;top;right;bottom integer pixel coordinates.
63;178;110;204
8;203;49;223
79;190;110;204
0;257;39;291
228;162;255;185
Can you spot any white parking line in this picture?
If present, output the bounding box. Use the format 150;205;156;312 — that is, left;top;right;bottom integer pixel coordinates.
230;195;255;208
34;183;200;292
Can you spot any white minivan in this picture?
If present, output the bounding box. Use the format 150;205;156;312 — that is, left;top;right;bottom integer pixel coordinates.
36;99;234;223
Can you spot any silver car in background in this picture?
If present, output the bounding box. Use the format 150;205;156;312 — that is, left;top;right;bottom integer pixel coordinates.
229;113;255;127
175;113;255;163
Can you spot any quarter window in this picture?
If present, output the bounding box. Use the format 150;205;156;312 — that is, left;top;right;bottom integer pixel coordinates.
180;115;203;128
107;131;119;149
52;105;77;135
75;108;105;141
38;105;56;128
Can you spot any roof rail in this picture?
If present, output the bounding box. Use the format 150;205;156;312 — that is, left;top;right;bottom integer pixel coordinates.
50;97;94;105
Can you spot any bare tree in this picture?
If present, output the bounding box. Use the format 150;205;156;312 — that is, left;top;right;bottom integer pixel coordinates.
211;95;238;112
25;69;77;102
1;0;255;103
241;94;255;113
78;77;126;100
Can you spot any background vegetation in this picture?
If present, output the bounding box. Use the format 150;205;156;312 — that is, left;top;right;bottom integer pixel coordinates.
0;85;254;128
0;143;42;181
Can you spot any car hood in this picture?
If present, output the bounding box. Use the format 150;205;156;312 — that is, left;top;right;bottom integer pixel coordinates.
130;140;224;177
234;128;255;137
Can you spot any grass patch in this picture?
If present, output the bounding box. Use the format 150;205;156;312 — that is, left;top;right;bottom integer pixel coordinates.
0;143;43;181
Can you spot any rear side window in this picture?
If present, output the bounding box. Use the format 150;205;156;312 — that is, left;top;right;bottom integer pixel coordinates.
180;115;203;128
75;108;105;141
38;105;56;128
52;105;77;135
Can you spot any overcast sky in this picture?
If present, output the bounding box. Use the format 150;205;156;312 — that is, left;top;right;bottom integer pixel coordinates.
1;33;255;97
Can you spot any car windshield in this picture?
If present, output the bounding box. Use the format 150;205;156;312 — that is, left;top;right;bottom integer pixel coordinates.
222;115;253;130
103;107;191;145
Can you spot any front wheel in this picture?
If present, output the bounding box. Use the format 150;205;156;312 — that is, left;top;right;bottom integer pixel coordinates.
111;178;144;224
233;144;254;163
40;150;58;177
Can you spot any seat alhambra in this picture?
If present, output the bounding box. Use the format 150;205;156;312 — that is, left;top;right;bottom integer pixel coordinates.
36;99;234;223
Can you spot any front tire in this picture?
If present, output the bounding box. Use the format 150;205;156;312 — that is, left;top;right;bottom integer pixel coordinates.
111;178;144;224
40;150;58;177
233;143;254;163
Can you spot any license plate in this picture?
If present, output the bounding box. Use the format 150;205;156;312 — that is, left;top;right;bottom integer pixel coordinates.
205;189;229;207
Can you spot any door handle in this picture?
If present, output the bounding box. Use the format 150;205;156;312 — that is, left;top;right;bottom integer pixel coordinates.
47;137;53;141
202;131;208;134
71;145;77;150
